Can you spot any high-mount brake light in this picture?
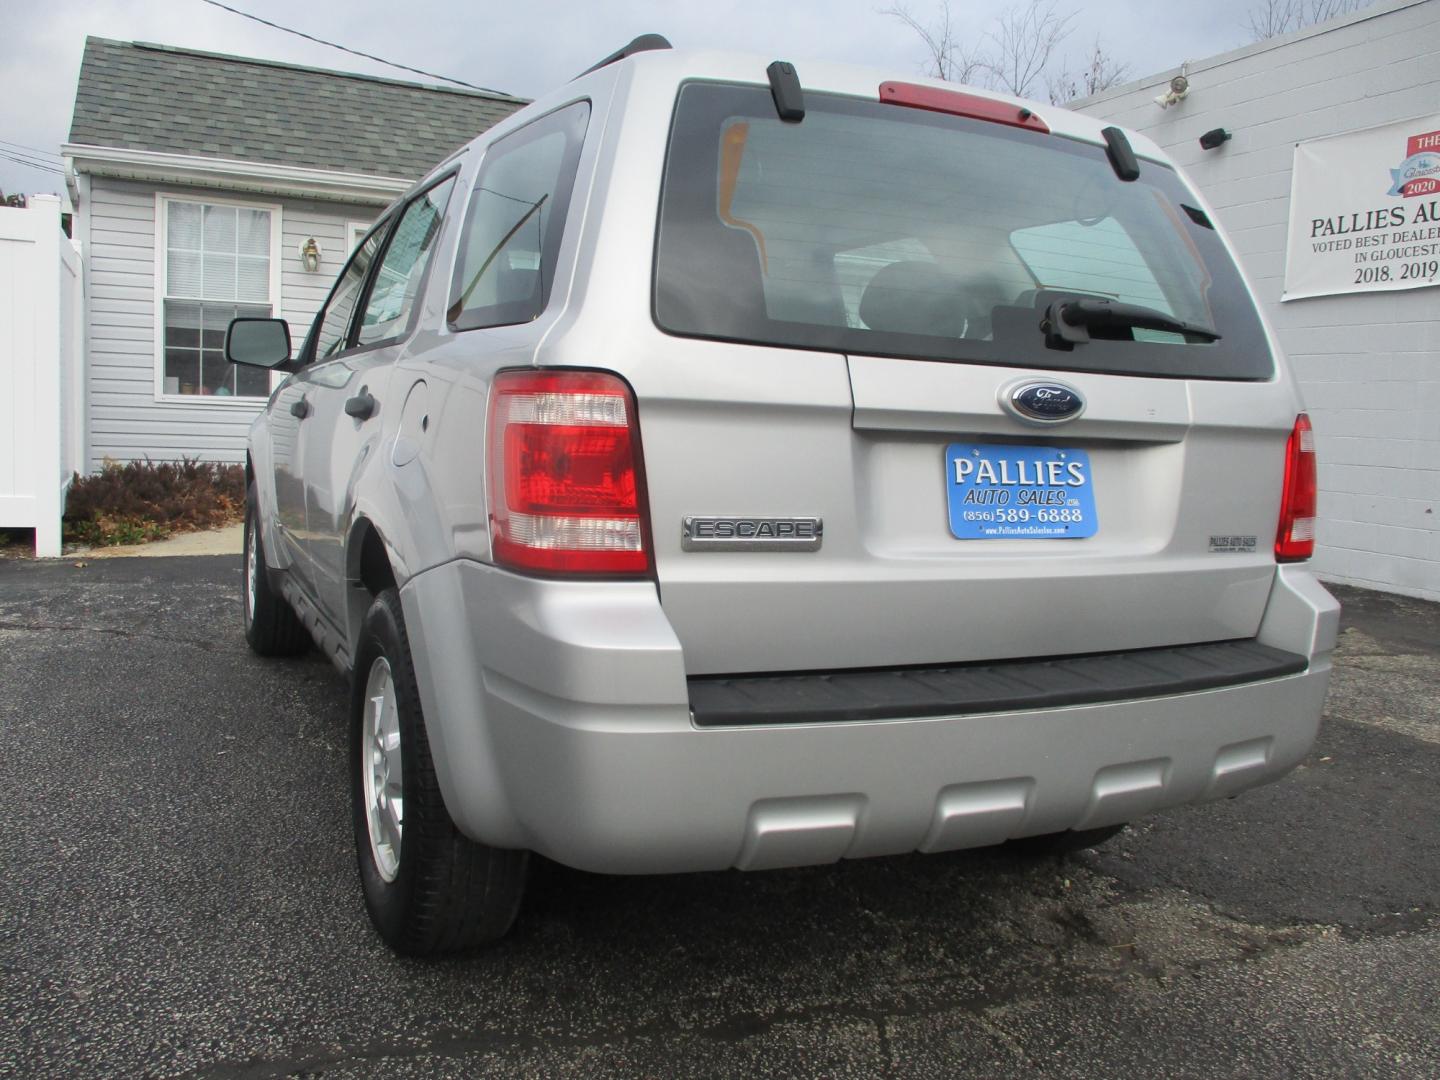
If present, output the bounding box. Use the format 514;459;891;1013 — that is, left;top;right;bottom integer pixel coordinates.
878;81;1050;134
486;369;651;576
1275;413;1317;563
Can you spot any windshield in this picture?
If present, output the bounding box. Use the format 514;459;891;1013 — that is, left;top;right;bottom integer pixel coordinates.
654;82;1272;380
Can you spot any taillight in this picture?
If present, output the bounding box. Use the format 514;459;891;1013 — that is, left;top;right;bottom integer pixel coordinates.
878;81;1051;134
486;369;651;576
1275;413;1317;562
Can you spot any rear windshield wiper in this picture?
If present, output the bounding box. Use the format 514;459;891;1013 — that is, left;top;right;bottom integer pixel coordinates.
1042;298;1221;349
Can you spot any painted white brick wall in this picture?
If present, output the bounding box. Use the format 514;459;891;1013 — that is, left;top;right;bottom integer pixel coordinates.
1073;0;1440;601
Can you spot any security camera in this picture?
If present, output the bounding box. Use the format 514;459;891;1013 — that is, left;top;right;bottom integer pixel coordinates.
1153;72;1190;109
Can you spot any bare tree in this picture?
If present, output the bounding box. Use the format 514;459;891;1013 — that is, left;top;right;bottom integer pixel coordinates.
1046;37;1131;103
1245;0;1369;40
986;0;1075;98
886;0;1118;103
881;1;988;83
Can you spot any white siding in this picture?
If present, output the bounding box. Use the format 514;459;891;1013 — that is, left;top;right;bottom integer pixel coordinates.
84;177;378;468
1073;0;1440;601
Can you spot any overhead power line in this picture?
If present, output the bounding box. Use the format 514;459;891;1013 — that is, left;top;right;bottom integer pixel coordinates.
0;147;64;170
195;0;515;97
0;151;65;175
0;138;62;161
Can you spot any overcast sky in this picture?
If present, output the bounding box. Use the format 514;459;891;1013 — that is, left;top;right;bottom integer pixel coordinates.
0;0;1271;196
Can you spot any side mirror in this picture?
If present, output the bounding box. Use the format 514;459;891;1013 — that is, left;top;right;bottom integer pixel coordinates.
226;317;293;369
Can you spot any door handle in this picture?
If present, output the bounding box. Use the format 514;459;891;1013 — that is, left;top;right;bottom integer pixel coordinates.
290;396;310;419
345;390;377;420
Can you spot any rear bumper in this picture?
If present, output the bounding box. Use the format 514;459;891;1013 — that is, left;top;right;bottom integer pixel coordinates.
402;561;1338;874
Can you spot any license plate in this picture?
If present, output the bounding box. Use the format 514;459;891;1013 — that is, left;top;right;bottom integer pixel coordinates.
945;443;1098;539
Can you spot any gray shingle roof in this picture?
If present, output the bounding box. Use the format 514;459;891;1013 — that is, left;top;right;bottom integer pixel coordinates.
69;38;529;180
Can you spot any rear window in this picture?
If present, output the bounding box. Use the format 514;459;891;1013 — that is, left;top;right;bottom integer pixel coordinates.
654;82;1271;380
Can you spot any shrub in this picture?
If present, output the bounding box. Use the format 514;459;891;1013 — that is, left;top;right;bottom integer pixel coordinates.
64;459;246;546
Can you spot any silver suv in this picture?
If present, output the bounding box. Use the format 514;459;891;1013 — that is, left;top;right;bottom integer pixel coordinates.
229;37;1338;955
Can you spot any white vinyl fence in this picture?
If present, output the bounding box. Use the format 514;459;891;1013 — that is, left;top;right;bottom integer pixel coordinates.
0;195;85;557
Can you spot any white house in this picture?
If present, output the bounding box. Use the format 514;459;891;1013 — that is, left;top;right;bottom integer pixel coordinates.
62;38;525;470
1074;0;1440;601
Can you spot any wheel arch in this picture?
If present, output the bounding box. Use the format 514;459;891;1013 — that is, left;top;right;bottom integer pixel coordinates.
345;515;402;652
244;421;287;571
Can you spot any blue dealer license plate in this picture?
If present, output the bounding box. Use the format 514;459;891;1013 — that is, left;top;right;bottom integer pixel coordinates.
945;443;1098;539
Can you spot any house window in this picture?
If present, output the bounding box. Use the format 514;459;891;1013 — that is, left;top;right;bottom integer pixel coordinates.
161;197;277;398
348;221;372;254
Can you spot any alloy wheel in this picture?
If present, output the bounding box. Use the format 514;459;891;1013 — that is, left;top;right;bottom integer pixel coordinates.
361;657;404;882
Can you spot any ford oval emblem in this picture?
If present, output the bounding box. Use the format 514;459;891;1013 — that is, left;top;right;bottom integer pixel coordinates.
1007;381;1085;424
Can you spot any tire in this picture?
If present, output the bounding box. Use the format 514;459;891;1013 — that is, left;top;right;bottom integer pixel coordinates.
243;483;310;657
351;588;529;955
1006;824;1127;856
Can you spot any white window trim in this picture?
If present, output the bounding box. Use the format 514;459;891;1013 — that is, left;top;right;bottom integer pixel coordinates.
152;191;285;406
348;219;372;256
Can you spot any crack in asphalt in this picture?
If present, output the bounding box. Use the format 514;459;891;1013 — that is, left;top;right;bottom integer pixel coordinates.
175;895;1396;1079
178;991;974;1078
0;619;220;650
875;1013;894;1072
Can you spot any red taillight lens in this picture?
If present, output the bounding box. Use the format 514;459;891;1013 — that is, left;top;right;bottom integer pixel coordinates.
487;369;650;575
1276;413;1317;562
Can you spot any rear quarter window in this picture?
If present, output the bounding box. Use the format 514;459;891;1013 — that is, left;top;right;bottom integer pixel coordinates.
448;101;590;332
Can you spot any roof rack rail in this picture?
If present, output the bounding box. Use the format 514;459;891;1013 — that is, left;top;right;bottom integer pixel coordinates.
574;34;672;80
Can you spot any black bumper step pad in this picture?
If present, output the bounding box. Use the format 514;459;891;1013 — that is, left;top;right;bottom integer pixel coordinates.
688;639;1308;727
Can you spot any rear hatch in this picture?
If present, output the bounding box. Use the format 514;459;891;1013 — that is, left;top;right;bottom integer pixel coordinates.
639;79;1296;676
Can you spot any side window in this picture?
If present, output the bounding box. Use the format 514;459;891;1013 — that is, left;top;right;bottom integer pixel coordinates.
448;101;590;331
312;225;387;361
357;176;457;346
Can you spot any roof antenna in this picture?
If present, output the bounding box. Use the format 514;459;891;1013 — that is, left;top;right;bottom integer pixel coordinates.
767;61;804;122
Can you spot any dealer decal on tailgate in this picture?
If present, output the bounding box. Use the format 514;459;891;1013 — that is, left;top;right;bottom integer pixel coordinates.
945;443;1099;539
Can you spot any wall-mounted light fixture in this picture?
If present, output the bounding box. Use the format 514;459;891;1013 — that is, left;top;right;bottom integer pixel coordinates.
1154;67;1190;109
299;237;322;273
1199;127;1232;151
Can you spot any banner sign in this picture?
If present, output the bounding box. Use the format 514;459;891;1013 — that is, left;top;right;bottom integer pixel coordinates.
1283;113;1440;301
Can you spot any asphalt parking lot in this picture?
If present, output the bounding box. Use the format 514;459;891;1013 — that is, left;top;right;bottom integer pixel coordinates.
1;555;1437;1078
